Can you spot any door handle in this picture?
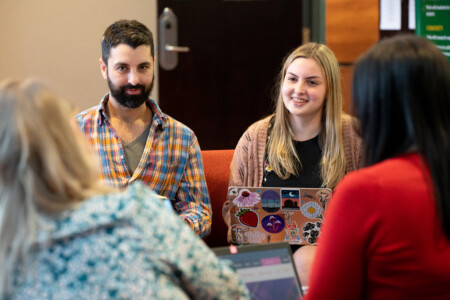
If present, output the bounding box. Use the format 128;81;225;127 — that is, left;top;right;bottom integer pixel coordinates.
159;7;190;70
164;45;190;53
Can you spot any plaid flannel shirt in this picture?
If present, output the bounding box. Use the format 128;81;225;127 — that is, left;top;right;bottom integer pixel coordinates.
75;94;211;237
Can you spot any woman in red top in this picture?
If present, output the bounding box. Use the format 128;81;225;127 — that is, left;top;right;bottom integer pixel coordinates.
306;35;450;299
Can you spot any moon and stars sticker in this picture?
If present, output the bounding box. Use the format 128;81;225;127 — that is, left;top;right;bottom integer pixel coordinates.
281;189;300;210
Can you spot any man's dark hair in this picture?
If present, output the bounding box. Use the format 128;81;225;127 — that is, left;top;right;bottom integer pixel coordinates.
101;19;155;64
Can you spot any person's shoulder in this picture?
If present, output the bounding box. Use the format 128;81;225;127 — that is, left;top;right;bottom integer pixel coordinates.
333;154;426;219
341;113;362;142
62;183;177;236
165;115;194;132
155;106;197;139
36;187;153;242
79;183;165;226
234;115;272;149
29;184;188;299
250;115;272;129
75;105;101;124
339;153;421;190
341;113;358;128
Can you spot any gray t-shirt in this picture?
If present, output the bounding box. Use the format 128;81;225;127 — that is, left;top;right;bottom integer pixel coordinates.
122;124;151;175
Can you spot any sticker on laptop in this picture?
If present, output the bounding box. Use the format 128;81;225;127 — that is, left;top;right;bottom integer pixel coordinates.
284;221;302;244
300;190;316;203
261;215;285;233
302;221;322;244
243;231;266;244
300;201;323;219
233;189;261;207
228;187;238;196
235;208;259;228
317;189;332;211
281;189;300;210
231;224;248;244
261;189;281;213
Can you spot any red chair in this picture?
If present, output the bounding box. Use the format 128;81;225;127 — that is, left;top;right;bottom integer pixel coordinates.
201;150;234;248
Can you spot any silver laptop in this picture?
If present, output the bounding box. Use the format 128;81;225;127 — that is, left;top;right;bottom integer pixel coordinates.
213;242;304;299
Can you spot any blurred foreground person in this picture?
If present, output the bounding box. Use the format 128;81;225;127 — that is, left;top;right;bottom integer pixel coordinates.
307;35;450;299
0;79;249;299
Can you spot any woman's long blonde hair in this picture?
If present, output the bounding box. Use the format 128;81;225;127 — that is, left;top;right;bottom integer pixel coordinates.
0;79;110;297
267;43;346;189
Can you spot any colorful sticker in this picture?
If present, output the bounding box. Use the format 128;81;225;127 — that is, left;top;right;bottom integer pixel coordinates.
316;189;332;211
228;187;238;196
235;208;259;228
243;231;266;244
300;201;323;219
302;221;322;244
261;189;281;213
284;221;302;244
300;191;315;203
233;189;261;207
261;215;285;233
281;189;300;210
231;224;248;244
283;211;294;225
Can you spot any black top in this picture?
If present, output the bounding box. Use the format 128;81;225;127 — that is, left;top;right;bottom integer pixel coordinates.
262;135;323;188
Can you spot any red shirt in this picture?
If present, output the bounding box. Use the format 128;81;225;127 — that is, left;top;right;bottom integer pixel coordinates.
307;153;450;300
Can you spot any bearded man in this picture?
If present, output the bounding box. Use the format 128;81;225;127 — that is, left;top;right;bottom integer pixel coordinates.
76;19;211;237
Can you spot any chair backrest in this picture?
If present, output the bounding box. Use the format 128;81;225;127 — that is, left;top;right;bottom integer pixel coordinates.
201;149;234;248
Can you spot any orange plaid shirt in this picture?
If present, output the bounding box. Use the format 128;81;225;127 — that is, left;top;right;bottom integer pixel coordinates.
76;95;211;237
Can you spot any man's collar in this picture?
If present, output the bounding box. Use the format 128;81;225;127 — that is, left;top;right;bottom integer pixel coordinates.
97;93;167;128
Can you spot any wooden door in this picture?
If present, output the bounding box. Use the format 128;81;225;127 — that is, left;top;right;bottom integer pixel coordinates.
157;0;303;150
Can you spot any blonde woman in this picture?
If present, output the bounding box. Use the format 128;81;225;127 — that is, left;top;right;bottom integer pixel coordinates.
223;43;362;286
0;79;249;299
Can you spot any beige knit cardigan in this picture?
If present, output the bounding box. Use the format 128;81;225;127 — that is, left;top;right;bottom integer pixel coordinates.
222;114;363;239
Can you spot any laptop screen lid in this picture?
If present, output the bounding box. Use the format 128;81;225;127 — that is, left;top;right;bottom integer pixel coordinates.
213;242;304;300
228;186;332;245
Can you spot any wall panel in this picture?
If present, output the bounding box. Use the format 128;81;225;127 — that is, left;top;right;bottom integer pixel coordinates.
326;0;379;113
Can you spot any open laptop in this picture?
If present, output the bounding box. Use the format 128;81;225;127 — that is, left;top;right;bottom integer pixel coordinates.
228;186;332;245
213;242;304;299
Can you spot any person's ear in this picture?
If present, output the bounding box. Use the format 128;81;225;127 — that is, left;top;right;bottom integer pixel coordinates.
100;58;108;80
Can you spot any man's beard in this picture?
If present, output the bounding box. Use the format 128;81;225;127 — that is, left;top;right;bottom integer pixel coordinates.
107;76;154;109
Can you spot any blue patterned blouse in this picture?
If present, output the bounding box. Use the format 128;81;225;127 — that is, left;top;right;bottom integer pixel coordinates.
11;183;249;299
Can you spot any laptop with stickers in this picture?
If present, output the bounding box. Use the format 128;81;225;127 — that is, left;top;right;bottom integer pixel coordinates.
213;242;304;299
228;186;332;245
